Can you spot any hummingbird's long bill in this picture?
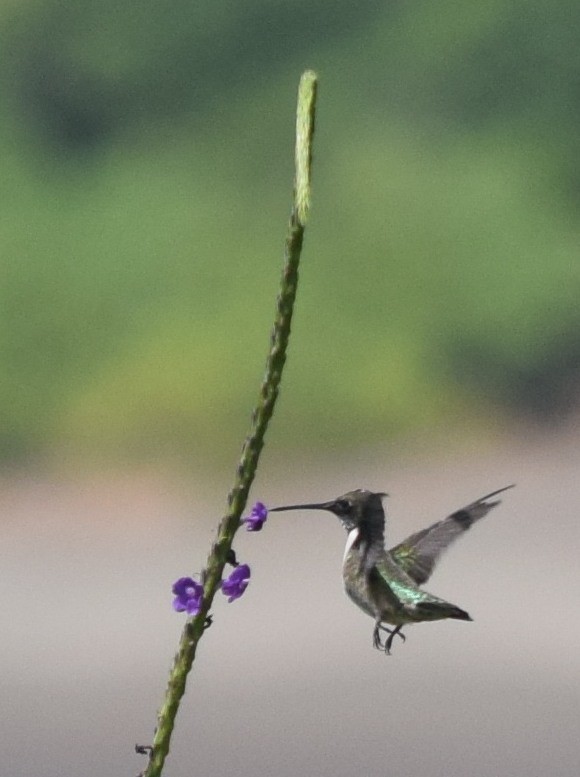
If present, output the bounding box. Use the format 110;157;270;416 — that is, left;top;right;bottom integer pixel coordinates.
271;492;388;514
270;501;335;512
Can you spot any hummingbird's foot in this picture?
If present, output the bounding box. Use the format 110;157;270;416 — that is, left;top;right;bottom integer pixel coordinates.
373;622;406;654
373;623;383;650
384;625;405;654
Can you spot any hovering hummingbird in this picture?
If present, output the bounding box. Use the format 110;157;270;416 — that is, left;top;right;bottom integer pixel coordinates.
270;485;513;654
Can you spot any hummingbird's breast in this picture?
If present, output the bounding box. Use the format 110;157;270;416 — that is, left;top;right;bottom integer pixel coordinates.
342;530;425;626
342;529;376;618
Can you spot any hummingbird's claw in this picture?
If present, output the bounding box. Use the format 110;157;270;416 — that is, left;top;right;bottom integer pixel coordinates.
384;625;405;654
373;622;405;654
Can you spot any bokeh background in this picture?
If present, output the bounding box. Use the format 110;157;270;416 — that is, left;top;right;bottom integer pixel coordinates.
1;1;580;776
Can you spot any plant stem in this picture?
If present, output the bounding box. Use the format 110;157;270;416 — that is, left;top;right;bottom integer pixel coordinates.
141;69;317;777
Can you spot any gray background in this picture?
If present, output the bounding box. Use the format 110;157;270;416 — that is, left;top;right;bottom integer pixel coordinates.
3;430;579;777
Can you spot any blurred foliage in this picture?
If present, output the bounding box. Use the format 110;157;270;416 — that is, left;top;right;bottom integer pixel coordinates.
0;0;580;466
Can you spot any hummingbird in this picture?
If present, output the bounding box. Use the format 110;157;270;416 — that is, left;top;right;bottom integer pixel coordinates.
270;485;513;654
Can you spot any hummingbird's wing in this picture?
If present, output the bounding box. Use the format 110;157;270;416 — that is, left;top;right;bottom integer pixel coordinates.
388;485;513;586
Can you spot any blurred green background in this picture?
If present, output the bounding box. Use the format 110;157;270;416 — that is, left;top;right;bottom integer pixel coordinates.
1;0;580;469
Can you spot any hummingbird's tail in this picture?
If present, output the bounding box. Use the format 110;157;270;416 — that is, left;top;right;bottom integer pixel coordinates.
446;605;472;621
415;601;473;622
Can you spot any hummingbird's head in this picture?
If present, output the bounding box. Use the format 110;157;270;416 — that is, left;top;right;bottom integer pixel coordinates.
270;489;388;533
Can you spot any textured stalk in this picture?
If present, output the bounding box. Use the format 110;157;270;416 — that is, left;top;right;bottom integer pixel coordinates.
140;69;317;777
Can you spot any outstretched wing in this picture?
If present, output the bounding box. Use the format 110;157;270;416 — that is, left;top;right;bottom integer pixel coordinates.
389;485;514;586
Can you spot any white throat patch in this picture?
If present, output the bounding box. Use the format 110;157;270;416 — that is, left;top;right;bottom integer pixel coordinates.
343;527;359;561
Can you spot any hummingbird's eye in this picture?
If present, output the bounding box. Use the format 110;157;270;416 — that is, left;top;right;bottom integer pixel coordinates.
335;499;351;513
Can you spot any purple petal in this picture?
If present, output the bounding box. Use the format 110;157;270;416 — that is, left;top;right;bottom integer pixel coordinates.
230;564;251;583
171;576;204;614
221;579;236;596
226;580;248;602
221;578;249;601
221;563;251;602
245;518;263;531
172;596;188;612
252;502;268;519
172;576;196;596
185;595;204;615
244;516;264;531
243;502;268;531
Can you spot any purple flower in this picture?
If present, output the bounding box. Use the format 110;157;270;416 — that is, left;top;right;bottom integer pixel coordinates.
172;577;204;615
243;501;268;531
221;564;251;602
